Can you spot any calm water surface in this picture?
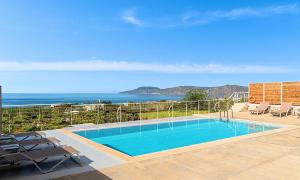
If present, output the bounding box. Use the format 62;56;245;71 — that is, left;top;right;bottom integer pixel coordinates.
3;93;182;107
75;118;279;156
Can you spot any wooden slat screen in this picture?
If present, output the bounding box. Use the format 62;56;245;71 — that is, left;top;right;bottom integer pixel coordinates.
249;82;300;105
264;82;281;105
282;82;300;106
249;83;263;104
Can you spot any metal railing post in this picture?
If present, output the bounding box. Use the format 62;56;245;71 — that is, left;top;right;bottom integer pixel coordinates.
18;108;21;121
226;100;229;120
139;103;142;121
97;104;100;125
156;103;159;121
8;113;11;133
219;101;222;120
156;103;159;131
208;101;211;113
0;86;2;133
70;105;73;125
185;102;188;117
172;103;174;119
139;103;142;133
119;105;122;124
39;106;42;130
197;100;200;114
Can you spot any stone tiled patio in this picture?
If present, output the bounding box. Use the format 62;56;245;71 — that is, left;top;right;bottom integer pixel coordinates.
56;112;300;180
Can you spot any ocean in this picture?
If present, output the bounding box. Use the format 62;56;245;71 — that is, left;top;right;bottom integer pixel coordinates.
2;93;182;107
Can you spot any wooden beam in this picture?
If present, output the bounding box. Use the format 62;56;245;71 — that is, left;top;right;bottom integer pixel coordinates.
263;83;265;102
281;82;283;105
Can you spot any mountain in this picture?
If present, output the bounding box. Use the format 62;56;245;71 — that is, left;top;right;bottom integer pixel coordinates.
206;85;248;98
120;85;248;98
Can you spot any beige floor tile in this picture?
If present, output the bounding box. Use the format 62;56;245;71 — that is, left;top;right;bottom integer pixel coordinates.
57;112;300;180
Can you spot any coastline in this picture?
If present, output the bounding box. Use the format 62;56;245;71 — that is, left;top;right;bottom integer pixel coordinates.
2;93;182;107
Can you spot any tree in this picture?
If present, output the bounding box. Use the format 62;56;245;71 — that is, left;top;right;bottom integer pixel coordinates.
183;89;208;101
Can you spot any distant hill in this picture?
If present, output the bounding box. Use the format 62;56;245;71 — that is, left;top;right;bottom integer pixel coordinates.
120;85;248;98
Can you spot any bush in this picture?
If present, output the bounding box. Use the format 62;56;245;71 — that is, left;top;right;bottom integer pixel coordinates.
183;89;208;101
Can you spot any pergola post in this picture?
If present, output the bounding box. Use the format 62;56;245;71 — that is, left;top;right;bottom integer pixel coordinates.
281;82;283;105
0;86;2;133
263;83;265;102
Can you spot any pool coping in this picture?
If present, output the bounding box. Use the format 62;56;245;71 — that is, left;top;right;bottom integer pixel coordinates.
65;116;202;131
59;117;298;163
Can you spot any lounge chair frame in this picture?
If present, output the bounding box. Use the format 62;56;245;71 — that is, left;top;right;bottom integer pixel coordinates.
0;145;81;174
0;137;60;151
249;102;270;115
1;132;46;142
270;103;293;117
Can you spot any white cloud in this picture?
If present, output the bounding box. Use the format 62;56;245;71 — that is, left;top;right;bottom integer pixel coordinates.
264;3;299;14
122;9;143;26
0;60;292;74
182;3;298;25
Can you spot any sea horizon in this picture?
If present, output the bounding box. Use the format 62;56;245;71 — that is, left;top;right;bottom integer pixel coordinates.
2;93;182;107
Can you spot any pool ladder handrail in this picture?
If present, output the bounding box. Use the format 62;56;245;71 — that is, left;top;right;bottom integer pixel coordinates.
168;103;174;118
213;101;220;112
225;100;234;120
213;101;222;120
167;104;174;129
213;101;233;120
117;106;122;126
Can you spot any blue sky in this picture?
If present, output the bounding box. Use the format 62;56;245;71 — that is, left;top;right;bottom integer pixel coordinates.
0;0;299;93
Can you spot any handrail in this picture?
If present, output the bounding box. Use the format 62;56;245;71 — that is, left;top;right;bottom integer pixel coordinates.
213;100;234;120
213;101;220;112
5;99;243;133
168;103;174;118
167;103;174;129
116;106;122;125
9;100;213;108
228;92;249;103
226;100;234;119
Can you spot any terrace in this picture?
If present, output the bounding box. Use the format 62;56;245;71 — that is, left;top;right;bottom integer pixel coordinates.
58;112;300;180
1;82;300;180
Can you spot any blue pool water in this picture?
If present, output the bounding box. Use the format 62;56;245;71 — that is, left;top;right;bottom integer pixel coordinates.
75;119;279;156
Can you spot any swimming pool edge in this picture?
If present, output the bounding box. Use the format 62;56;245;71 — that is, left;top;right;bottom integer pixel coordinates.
58;118;298;163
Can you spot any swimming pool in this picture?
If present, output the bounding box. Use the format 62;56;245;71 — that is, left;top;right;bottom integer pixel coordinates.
75;118;280;156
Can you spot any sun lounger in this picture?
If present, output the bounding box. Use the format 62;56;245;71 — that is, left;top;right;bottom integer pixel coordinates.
0;137;60;151
270;103;293;117
0;131;46;141
0;145;81;174
249;102;269;115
